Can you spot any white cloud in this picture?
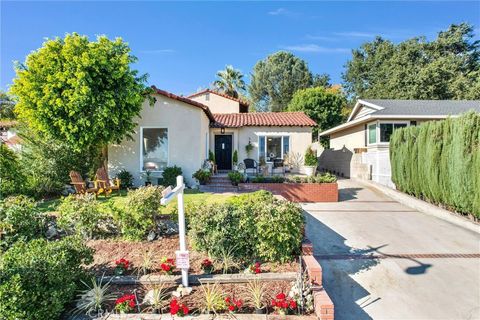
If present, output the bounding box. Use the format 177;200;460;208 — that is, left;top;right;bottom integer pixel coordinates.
282;44;350;53
138;49;175;54
268;8;292;16
333;31;377;38
305;34;336;41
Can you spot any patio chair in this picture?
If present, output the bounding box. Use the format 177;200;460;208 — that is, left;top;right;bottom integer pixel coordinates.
95;166;121;196
69;171;99;195
271;158;285;176
243;158;259;175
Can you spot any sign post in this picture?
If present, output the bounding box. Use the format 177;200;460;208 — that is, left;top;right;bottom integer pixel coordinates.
161;175;189;287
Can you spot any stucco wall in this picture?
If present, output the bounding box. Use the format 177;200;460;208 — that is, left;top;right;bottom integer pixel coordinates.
108;94;209;187
190;92;239;114
329;124;365;151
210;126;313;169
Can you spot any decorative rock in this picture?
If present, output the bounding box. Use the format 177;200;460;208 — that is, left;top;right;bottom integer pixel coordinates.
46;223;59;239
157;220;179;235
147;230;157;242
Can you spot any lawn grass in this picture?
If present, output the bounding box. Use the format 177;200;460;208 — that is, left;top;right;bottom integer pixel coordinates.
36;188;232;214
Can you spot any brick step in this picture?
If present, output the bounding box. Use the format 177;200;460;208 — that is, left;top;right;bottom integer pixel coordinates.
199;185;239;193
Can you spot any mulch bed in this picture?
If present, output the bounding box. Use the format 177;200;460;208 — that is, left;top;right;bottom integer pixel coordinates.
87;235;299;276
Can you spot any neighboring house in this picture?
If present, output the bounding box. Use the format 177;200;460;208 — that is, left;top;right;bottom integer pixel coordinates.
0;120;21;151
108;87;316;186
318;99;480;187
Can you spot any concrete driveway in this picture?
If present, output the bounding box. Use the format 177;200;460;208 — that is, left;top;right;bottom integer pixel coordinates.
303;179;480;320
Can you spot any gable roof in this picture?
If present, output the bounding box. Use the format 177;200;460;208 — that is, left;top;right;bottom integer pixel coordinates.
151;86;215;122
188;89;250;107
211;112;316;128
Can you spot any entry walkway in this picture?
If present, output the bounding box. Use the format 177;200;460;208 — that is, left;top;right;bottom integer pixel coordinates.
303;179;480;319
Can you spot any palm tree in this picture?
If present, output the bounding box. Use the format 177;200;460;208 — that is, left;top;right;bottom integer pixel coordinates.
212;65;246;98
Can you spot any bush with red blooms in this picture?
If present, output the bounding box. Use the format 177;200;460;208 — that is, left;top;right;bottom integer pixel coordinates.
170;298;189;317
225;296;243;313
160;257;175;275
201;258;214;274
271;292;297;315
115;294;136;313
114;258;130;275
245;262;262;274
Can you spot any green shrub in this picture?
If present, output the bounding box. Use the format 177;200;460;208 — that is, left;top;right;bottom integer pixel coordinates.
159;166;182;187
232;150;238;165
390;112;480;218
57;194;114;239
251;175;265;183
208;150;215;163
0;237;93;320
116;169;134;189
0;195;45;250
304;147;317;166
114;186;164;240
0;144;24;197
189;191;303;262
193;169;212;185
227;171;244;185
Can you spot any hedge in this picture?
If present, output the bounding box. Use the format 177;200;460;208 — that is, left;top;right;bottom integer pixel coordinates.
390;112;480;218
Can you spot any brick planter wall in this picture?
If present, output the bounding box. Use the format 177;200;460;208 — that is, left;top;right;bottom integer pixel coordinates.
238;183;338;202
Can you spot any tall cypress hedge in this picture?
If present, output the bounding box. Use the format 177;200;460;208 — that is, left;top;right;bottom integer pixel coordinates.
390;112;480;219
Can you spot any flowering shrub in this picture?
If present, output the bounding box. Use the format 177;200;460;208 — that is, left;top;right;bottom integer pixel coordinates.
114;186;164;240
244;262;262;274
170;299;189;316
271;292;297;315
160;257;175;275
115;258;130;275
201;258;214;274
115;294;136;313
225;296;243;312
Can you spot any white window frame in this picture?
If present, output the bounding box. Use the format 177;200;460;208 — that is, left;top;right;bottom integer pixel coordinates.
139;126;169;173
367;120;409;146
257;134;290;162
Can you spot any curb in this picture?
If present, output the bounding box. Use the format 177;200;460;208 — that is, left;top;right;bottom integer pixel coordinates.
353;178;480;234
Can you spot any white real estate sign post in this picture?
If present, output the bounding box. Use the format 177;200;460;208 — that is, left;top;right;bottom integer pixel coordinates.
160;175;189;287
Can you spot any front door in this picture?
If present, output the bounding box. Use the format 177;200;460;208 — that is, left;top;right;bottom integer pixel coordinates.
214;135;232;170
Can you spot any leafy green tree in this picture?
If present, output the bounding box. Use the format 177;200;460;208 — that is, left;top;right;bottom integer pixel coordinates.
10;33;149;152
343;23;480;100
213;65;246;98
287;87;345;143
0;92;16;119
249;51;313;112
312;73;331;88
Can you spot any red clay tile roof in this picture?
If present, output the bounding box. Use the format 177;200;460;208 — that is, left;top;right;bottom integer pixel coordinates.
188;89;250;107
211;112;316;128
151;86;215;122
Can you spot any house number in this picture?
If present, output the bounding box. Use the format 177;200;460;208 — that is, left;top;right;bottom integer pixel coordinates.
222;143;225;149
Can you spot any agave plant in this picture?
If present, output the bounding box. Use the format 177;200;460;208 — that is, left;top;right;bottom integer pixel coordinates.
213;246;240;274
135;249;158;277
73;274;115;315
143;282;170;314
245;279;268;312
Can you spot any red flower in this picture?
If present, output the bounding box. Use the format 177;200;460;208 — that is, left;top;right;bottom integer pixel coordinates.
290;300;297;309
228;305;235;311
225;297;231;303
271;299;277;307
235;300;243;308
276;293;286;300
182;305;189;315
201;259;213;267
115;258;129;269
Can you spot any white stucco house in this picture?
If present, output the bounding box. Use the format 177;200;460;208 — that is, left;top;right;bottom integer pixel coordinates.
318;99;480;187
108;87;316;186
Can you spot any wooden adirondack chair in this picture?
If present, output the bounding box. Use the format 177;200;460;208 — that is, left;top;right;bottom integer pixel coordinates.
69;171;99;195
95;166;120;196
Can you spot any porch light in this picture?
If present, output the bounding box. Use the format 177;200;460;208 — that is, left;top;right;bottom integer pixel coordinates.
221;127;225;134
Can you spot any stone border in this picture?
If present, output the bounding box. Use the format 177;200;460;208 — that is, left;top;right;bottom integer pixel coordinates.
354;178;480;234
101;272;297;285
238;183;338;202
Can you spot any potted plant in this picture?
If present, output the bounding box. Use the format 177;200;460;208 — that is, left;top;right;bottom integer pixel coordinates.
114;258;129;276
245;141;254;157
227;171;243;186
201;258;214;274
193;169;212;185
160;257;175;275
115;294;136;314
246;279;267;314
232;150;238;170
303;147;317;177
271;292;297;315
142;169;153;186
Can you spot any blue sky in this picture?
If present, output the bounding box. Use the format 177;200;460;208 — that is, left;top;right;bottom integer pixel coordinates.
1;1;479;95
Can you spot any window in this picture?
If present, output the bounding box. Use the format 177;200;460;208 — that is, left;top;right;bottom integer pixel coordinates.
141;128;168;171
205;93;210;101
380;123;408;143
258;135;290;161
368;124;377;144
